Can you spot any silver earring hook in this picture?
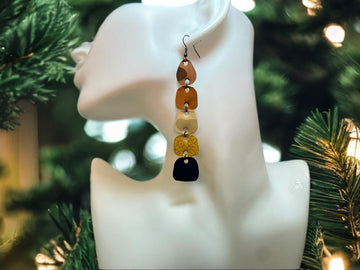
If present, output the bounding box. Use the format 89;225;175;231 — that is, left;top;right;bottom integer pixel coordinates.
182;34;201;59
182;34;190;59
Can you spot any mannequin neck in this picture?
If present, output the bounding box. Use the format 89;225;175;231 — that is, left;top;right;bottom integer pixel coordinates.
142;13;269;214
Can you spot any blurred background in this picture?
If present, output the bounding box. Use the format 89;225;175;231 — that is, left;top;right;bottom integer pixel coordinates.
0;0;360;269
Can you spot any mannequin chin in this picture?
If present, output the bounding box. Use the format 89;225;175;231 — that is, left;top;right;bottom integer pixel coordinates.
73;0;310;269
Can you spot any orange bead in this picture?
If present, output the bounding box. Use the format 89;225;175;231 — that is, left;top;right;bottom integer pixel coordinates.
175;86;198;110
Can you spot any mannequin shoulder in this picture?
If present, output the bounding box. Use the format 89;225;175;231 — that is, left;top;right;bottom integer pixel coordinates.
90;158;137;191
266;160;310;194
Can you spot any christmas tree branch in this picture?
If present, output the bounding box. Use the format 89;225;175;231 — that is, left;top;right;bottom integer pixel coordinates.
292;109;360;264
0;0;80;130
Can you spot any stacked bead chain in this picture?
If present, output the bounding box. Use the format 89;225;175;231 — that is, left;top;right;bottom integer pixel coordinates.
172;50;199;182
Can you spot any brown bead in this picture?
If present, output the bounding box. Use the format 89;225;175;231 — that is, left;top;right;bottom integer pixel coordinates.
176;59;196;85
175;111;198;134
175;86;198;110
174;134;199;157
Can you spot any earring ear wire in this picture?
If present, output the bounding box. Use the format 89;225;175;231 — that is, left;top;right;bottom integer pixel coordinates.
182;35;202;59
192;40;202;58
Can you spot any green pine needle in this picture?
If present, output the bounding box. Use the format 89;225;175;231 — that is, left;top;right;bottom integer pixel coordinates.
40;204;98;270
301;221;323;270
0;0;80;130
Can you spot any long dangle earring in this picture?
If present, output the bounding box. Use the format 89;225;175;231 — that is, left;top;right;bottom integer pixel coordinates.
173;35;200;181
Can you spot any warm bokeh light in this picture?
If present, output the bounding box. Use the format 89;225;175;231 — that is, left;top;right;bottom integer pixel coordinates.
302;0;322;9
302;0;322;15
347;125;360;161
329;257;345;270
35;253;58;270
35;253;56;265
37;266;58;270
262;143;281;163
142;0;196;6
231;0;256;12
306;8;314;16
323;23;345;47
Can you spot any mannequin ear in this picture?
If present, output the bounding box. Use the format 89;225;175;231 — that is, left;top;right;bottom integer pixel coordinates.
71;42;92;71
177;0;231;54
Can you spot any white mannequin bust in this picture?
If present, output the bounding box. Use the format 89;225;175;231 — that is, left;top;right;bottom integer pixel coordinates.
72;0;310;269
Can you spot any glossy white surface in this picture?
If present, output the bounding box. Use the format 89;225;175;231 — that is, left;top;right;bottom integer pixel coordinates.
73;0;310;268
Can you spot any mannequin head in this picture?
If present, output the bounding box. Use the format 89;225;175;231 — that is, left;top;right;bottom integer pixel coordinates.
73;0;231;121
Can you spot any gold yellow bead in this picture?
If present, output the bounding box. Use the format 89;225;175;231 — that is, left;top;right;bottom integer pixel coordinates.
173;134;199;157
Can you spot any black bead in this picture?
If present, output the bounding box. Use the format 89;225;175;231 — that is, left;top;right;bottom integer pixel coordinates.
173;157;199;181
